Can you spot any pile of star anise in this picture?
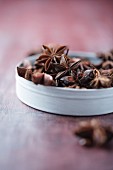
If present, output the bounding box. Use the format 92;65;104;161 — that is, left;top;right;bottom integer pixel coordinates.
17;44;113;89
75;119;113;147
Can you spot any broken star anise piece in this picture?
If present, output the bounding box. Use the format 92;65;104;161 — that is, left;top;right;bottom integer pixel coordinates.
25;69;33;81
74;119;113;147
32;71;54;86
17;67;33;81
17;67;27;78
32;72;44;84
43;73;54;86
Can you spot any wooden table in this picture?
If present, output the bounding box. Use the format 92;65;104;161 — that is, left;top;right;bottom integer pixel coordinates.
0;0;113;170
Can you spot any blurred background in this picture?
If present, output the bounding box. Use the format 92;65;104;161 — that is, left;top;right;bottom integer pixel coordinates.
0;0;113;60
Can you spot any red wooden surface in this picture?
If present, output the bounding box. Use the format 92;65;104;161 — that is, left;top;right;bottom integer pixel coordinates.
0;0;113;170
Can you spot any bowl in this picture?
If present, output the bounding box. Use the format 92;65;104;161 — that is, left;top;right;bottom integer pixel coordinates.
16;51;113;116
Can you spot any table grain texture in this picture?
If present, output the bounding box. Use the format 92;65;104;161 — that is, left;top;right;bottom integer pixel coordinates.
0;0;113;170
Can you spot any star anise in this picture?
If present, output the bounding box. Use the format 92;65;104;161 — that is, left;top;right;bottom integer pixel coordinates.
32;72;54;86
100;69;113;86
17;67;27;78
71;59;95;81
55;55;82;86
17;44;113;88
89;69;111;88
57;76;75;87
100;68;113;77
17;59;35;78
102;61;113;70
90;76;111;88
17;67;33;81
97;52;113;61
75;119;113;147
25;69;33;81
73;59;94;72
17;66;43;81
78;69;96;88
35;44;69;73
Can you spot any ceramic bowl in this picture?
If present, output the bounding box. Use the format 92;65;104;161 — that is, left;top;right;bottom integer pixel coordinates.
16;51;113;116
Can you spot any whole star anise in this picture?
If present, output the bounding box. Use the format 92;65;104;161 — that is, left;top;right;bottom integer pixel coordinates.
75;119;113;147
35;44;69;72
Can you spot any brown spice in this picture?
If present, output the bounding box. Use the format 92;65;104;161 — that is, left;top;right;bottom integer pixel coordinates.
102;61;113;70
74;119;113;147
97;52;113;61
25;69;32;81
17;67;27;78
35;44;69;72
17;44;113;89
32;72;44;84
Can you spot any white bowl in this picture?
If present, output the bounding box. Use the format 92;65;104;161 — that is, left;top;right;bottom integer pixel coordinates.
16;51;113;116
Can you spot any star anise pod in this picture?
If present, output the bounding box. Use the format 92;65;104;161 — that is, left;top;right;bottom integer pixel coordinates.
97;52;113;61
100;68;113;78
75;119;113;147
55;55;82;86
35;44;69;73
71;59;95;81
17;67;27;78
43;44;69;56
17;66;43;81
89;69;111;88
73;59;94;72
57;76;75;87
101;61;113;70
32;71;54;86
78;69;96;88
25;69;33;81
17;66;32;81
